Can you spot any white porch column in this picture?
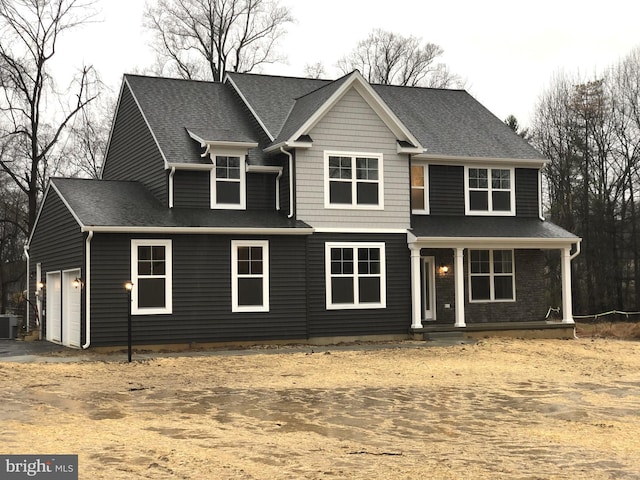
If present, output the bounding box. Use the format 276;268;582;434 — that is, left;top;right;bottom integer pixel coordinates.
561;246;575;324
454;247;466;327
410;246;423;329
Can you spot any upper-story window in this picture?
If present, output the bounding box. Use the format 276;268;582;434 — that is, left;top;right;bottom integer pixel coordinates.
464;167;515;215
411;163;429;214
324;151;384;209
211;154;246;209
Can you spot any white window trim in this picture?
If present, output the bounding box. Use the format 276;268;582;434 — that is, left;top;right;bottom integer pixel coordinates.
464;166;516;216
411;162;430;214
323;151;384;210
325;242;387;310
210;151;247;210
231;240;270;312
468;249;516;303
131;239;173;315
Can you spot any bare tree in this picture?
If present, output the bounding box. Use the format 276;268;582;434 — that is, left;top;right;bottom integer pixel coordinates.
336;29;460;88
144;0;294;82
66;83;114;179
303;62;325;79
0;0;99;233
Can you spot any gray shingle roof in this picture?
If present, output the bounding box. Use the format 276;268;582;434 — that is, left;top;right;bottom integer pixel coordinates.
124;75;263;165
125;72;545;165
374;85;545;160
51;178;310;230
226;72;330;139
227;72;545;161
411;216;578;240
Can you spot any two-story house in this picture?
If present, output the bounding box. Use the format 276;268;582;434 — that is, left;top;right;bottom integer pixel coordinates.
25;71;580;349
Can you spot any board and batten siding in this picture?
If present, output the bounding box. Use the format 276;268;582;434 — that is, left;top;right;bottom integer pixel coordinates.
295;88;410;228
306;233;411;338
89;233;308;346
102;84;168;205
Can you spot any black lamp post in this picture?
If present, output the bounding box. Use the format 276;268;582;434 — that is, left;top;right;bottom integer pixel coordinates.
124;281;133;362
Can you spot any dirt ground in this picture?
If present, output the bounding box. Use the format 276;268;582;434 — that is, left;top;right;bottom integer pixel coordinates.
1;332;640;479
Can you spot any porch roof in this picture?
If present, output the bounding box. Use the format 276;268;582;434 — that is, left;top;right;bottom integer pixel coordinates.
409;215;579;248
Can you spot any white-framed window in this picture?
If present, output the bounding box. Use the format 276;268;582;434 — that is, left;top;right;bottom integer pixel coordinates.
464;167;515;215
411;162;429;214
325;242;386;309
468;249;515;302
324;151;384;209
211;153;246;209
231;240;269;312
131;239;172;315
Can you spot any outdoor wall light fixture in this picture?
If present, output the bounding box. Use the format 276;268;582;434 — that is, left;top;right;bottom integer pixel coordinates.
72;277;84;289
36;281;45;290
439;264;449;275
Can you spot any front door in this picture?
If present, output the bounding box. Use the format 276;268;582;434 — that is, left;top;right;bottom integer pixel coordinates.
422;257;436;321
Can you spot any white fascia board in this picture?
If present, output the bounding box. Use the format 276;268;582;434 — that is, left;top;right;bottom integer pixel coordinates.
186;129;259;150
264;140;313;153
285;71;423;151
313;227;408;234
397;144;425;154
408;236;581;249
167;162;214;171
81;226;315;235
413;153;548;168
225;74;275;141
246;165;283;174
124;76;170;170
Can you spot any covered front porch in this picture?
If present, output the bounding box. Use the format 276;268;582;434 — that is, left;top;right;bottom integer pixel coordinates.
408;216;581;331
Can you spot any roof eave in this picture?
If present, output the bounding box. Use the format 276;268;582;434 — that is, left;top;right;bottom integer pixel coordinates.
408;235;581;249
80;226;315;235
413;153;549;168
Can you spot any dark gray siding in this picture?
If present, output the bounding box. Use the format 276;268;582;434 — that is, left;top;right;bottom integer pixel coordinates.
515;168;540;217
429;165;465;215
28;189;85;338
102;84;168;205
173;170;209;208
306;234;411;337
89;233;308;346
247;172;277;211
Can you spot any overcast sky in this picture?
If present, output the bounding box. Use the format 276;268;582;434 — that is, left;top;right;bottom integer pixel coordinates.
53;0;640;127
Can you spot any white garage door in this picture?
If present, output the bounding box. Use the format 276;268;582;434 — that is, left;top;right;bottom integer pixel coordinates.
45;271;61;343
62;269;82;348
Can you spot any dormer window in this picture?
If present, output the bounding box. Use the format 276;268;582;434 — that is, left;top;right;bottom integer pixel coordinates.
211;153;246;209
464;167;515;215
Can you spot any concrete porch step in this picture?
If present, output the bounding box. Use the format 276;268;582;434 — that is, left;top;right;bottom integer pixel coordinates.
422;330;469;344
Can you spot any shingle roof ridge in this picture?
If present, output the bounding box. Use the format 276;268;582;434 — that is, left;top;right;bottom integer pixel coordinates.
124;73;222;86
373;82;468;93
226;71;333;82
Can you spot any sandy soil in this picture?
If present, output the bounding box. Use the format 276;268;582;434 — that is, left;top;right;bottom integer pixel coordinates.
1;337;639;479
